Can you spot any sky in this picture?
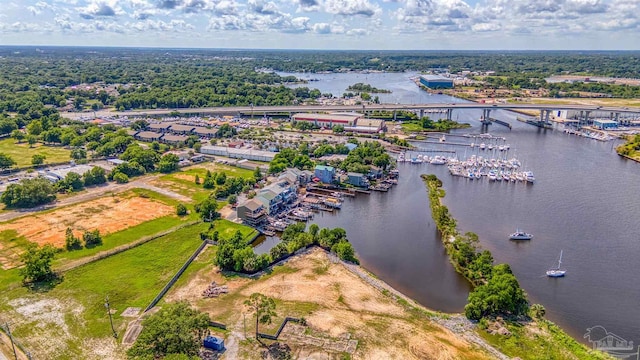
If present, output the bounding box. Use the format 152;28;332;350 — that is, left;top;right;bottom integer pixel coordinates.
0;0;639;50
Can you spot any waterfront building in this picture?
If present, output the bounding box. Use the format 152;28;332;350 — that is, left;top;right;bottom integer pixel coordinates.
420;75;454;89
347;172;368;187
314;165;336;184
236;199;266;227
593;119;618;129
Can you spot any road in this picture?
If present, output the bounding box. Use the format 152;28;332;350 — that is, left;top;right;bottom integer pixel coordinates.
64;102;640;120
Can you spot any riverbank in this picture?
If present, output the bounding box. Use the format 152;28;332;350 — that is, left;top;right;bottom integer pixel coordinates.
169;246;505;359
421;174;614;360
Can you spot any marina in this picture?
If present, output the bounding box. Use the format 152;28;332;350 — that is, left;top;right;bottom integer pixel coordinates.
281;70;640;349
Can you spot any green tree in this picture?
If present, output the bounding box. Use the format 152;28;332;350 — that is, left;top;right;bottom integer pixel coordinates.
1;177;56;208
19;243;56;283
158;153;180;173
83;166;107;186
465;264;529;320
530;304;546;319
71;148;87;160
82;229;102;247
176;203;188;216
113;172;129;184
332;241;359;264
227;194;237;205
127;302;210;359
244;293;277;339
65;228;82;250
195;198;219;222
27;135;37;148
253;167;262;180
31;154;46;166
11;129;25;143
58;172;84;192
0;153;16;170
26;120;43;136
131;120;149;131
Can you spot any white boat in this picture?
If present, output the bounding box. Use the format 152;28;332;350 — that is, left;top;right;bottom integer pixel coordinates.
546;250;566;277
498;145;505;151
430;156;446;165
488;171;497;181
479;143;486;150
524;171;535;183
509;229;533;240
488;144;494;150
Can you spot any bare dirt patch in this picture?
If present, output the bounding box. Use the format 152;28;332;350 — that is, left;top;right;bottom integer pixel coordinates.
172;248;494;360
173;174;197;182
0;195;173;249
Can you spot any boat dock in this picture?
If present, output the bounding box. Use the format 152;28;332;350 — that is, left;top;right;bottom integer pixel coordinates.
489;117;512;129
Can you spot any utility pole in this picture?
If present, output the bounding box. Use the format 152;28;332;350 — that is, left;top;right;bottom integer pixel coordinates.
3;322;18;360
104;296;117;339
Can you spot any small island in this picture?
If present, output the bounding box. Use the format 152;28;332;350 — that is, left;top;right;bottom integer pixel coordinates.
346;82;392;93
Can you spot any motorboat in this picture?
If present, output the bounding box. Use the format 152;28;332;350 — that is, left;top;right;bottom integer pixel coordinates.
509;229;533;240
479;143;486;150
524;171;535;183
546;250;566;277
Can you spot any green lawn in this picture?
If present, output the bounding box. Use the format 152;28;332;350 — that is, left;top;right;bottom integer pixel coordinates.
478;320;614;360
401;121;428;133
213;219;258;241
0;222;209;359
156;164;255;203
0;138;71;167
0;189;198;270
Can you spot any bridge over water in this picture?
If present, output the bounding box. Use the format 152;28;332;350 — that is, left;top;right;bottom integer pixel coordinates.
68;103;640;125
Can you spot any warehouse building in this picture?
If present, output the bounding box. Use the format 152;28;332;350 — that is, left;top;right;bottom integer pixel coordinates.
200;145;276;162
292;113;386;133
344;118;386;134
420;75;454;89
292;113;359;128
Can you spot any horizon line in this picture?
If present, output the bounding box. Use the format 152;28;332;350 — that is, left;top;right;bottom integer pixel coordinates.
1;45;640;52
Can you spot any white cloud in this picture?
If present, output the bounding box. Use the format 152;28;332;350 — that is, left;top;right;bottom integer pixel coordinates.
1;0;639;49
323;0;381;17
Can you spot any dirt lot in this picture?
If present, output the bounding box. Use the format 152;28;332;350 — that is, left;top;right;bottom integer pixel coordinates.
169;248;494;360
0;195;173;268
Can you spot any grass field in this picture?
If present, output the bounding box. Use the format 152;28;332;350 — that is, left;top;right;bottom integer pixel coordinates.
153;164;255;203
0;222;209;359
0;138;71;167
0;189;196;270
478;320;614;360
0;216;259;359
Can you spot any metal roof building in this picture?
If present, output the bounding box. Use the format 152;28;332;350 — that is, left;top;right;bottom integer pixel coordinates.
420;75;454;89
292;113;360;127
200;145;276;162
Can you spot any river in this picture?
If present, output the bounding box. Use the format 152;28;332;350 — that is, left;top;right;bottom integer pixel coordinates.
276;71;640;349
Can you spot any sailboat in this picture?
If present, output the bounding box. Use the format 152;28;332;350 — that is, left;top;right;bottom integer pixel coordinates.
546;250;566;277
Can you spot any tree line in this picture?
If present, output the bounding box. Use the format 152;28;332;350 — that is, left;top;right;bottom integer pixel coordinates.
422;174;530;321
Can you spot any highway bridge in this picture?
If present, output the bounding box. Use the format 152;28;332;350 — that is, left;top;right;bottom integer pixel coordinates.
66;103;640;123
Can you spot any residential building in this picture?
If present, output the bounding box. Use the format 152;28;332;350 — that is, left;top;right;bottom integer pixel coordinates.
314;165;335;184
347;172;368;187
236;198;267;226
